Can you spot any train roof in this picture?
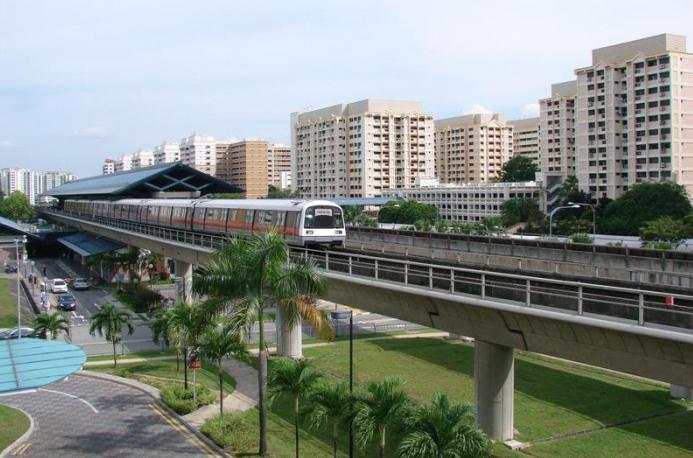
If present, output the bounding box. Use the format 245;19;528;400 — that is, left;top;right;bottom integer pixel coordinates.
74;198;342;211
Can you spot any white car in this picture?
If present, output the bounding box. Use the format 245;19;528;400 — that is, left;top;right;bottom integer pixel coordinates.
49;278;69;294
72;278;90;290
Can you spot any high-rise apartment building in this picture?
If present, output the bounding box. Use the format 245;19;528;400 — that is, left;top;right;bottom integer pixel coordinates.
0;168;76;205
153;142;181;164
291;99;434;198
539;81;577;181
216;140;269;198
131;150;155;169
508;117;540;166
574;34;693;199
115;154;133;173
267;144;291;189
434;113;513;184
180;133;216;176
102;159;116;175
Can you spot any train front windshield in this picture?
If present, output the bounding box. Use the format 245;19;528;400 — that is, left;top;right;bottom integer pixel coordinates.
303;206;344;229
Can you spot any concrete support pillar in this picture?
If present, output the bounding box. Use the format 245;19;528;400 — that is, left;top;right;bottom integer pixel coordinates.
174;260;193;305
475;340;514;442
671;384;693;400
275;306;303;358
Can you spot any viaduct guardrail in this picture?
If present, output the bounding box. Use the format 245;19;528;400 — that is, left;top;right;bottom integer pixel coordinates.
38;208;693;337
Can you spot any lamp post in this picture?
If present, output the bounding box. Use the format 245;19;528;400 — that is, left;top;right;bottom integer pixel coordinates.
549;205;581;237
568;202;596;235
331;309;354;458
14;237;26;338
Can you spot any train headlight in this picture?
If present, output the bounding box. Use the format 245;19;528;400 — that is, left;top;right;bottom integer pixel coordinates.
306;230;314;235
335;230;343;234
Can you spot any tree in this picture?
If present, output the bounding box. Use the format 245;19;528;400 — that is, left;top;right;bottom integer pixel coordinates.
168;301;209;389
500;156;538;182
343;206;363;226
34;312;70;340
268;358;322;458
434;220;448;234
308;381;354;458
0;191;32;222
199;324;246;415
378;201;438;225
558;176;591;205
354;378;410;458
500;198;544;227
398;392;490;458
601;182;692;235
150;307;183;371
639;216;687;247
192;232;330;457
267;185;299;199
476;217;504;236
89;303;134;367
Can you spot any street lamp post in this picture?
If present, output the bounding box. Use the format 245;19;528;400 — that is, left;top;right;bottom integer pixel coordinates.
568;202;596;235
348;310;354;458
549;205;581;237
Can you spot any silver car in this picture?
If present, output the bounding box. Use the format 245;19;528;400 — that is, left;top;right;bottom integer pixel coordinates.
72;278;90;290
49;278;69;294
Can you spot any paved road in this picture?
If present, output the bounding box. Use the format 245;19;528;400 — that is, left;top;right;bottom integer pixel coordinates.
0;374;214;457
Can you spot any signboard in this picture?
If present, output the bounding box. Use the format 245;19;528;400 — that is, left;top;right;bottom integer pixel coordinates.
187;347;201;369
188;359;201;369
315;209;333;216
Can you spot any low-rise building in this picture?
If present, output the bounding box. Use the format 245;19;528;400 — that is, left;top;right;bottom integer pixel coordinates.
382;179;542;222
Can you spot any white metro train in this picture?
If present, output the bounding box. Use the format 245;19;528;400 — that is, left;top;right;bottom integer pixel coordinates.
63;198;346;247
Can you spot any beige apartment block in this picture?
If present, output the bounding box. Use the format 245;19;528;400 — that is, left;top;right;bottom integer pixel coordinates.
216;140;269;198
574;33;693;199
180;133;216;176
539;81;577;181
508;117;540;166
267;143;291;189
435;113;513;184
291;99;435;198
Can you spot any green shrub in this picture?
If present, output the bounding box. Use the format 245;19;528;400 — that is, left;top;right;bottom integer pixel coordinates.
115;282;163;313
201;412;257;453
570;233;593;244
644;241;673;250
161;385;214;414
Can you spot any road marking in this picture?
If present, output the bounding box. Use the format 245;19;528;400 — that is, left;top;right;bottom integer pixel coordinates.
38;388;99;413
0;389;36;397
149;403;218;456
11;442;30;455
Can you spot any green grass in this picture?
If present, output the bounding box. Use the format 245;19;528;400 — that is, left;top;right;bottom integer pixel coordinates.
90;359;236;398
86;350;176;362
530;411;693;457
0;279;17;328
0;404;30;452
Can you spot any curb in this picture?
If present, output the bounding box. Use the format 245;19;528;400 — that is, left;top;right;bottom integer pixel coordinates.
77;371;229;457
0;405;35;458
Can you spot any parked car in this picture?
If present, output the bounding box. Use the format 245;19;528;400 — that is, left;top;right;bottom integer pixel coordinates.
49;279;69;294
4;264;18;274
56;293;77;311
0;327;35;340
72;278;90;290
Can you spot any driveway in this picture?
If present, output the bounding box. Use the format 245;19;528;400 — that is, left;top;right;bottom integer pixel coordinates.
0;374;216;457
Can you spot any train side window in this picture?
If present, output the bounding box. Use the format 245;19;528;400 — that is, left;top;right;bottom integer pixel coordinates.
285;211;298;235
245;210;255;228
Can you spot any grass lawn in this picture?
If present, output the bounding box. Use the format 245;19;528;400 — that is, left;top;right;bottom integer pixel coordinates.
0;279;16;328
0;404;30;452
90;359;236;398
86;350;176;363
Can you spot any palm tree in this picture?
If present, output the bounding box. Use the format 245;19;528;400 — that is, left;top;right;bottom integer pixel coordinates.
308;381;353;458
192;231;330;457
150;308;183;371
199;324;246;415
343;205;363;227
89;303;134;367
168;301;209;389
398;392;490;458
268;358;322;458
354;378;410;458
34;312;70;340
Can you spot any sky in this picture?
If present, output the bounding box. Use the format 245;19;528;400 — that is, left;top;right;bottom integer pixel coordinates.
1;0;692;178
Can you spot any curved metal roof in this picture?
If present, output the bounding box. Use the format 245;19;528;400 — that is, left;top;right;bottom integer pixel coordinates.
45;162;240;198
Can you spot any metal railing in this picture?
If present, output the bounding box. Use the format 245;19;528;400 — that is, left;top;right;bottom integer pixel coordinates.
41;208;693;333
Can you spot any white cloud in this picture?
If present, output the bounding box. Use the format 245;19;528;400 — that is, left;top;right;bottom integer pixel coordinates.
73;126;112;138
464;103;493;115
0;140;11;147
521;102;540;117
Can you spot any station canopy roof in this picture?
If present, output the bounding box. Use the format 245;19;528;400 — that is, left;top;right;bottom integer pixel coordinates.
45;162;241;200
57;232;124;257
327;197;403;207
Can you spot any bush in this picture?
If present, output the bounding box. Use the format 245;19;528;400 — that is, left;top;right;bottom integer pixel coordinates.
115;282;163;313
201;412;257;453
161;385;214;415
570;233;593;244
644;241;673;250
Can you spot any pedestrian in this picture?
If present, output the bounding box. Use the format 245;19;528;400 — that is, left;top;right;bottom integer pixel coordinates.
42;266;47;277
